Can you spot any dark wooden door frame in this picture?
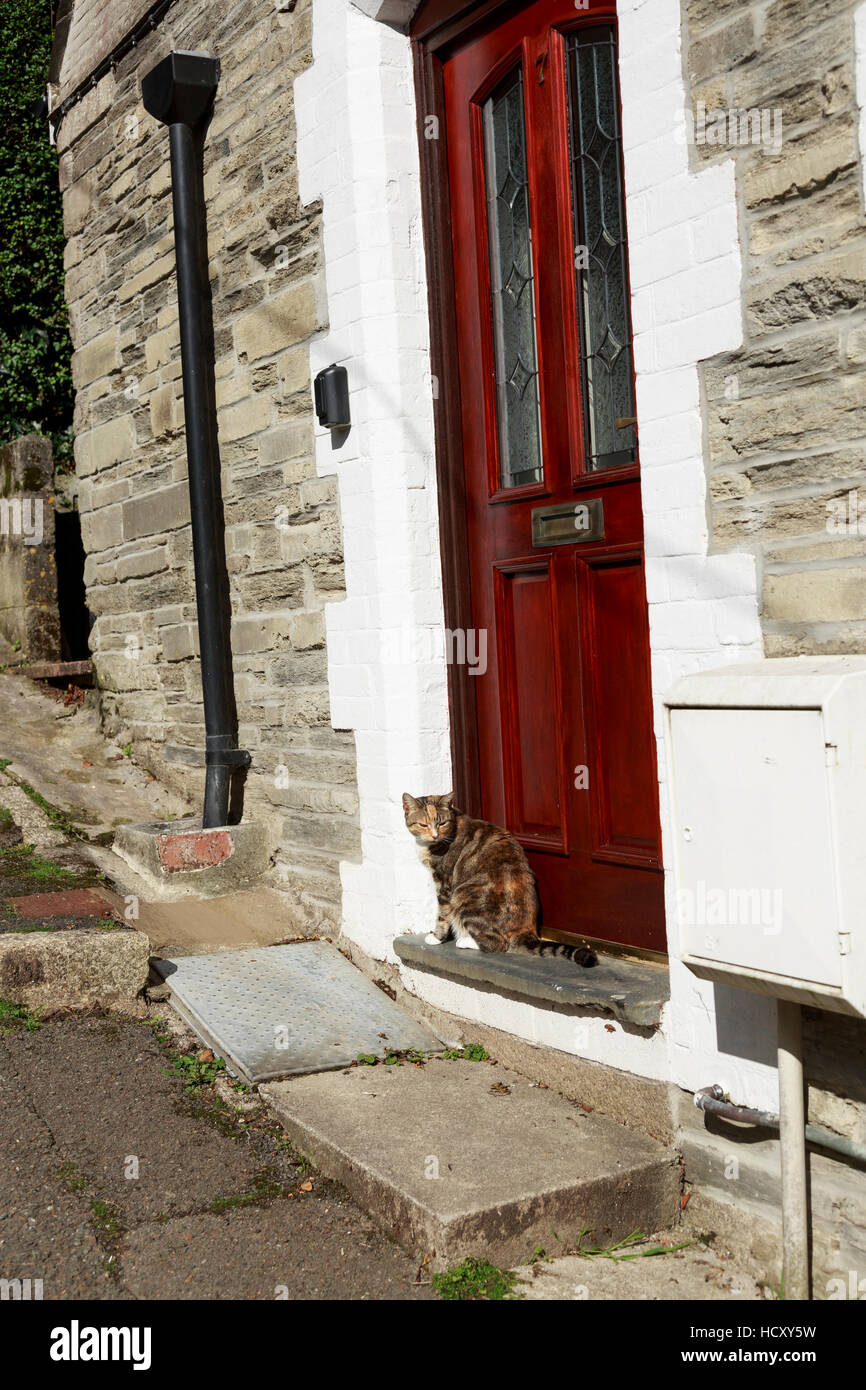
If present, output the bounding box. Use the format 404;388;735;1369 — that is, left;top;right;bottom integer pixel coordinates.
411;0;668;958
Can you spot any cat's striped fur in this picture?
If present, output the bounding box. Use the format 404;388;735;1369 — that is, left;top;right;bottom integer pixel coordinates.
402;792;596;967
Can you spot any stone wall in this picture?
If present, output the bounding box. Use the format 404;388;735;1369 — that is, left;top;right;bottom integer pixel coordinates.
683;0;866;1279
55;0;159;95
53;0;360;929
0;436;59;661
685;0;866;655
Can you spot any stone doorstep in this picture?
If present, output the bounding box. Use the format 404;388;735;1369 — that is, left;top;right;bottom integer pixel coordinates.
262;1060;681;1272
393;933;670;1029
112;818;272;900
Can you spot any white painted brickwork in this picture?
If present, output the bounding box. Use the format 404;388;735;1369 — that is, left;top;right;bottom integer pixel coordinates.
295;0;449;962
298;0;777;1106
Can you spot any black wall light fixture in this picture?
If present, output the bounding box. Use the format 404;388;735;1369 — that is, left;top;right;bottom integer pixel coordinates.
314;363;350;429
142;51;250;829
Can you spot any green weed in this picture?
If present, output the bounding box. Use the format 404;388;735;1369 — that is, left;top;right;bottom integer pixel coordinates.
575;1229;694;1261
432;1257;523;1301
0;997;41;1031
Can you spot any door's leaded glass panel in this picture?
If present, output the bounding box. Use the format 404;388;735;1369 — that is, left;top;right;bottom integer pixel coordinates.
566;27;637;472
482;69;544;490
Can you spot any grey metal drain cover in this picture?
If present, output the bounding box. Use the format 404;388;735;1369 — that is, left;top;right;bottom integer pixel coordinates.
153;942;443;1083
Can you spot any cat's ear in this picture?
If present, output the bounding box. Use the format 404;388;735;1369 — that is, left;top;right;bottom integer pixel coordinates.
441;791;454;808
402;792;420;816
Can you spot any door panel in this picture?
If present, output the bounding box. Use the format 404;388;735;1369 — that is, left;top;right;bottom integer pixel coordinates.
494;559;567;849
442;0;664;952
576;552;661;865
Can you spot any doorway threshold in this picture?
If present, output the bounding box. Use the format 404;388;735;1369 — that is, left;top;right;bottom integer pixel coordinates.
393;934;669;1029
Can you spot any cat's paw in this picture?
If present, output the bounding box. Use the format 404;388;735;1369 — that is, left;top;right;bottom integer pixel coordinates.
455;935;480;950
424;932;443;945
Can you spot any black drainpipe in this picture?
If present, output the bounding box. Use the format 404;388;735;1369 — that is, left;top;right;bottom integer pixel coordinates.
142;51;249;827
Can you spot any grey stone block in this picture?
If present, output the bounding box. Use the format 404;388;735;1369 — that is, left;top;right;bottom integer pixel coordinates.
0;928;150;1012
113;817;272;900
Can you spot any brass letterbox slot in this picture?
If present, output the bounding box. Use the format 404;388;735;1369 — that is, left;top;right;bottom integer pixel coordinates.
531;497;604;548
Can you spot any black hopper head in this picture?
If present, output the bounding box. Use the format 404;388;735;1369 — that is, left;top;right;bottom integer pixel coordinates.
141;51;220;127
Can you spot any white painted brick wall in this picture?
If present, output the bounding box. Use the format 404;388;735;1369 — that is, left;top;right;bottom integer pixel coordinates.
295;0;450;962
298;0;779;1107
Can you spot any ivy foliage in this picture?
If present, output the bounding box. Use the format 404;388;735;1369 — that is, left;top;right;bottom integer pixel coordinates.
0;0;73;462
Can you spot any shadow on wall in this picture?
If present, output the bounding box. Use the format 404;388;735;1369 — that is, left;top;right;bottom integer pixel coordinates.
55;507;92;660
714;983;777;1070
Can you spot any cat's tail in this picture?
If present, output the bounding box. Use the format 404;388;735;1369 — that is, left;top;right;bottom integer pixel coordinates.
512;935;596;968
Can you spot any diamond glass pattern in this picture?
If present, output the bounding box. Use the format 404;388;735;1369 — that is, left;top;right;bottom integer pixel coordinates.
566;27;637;471
483;69;544;489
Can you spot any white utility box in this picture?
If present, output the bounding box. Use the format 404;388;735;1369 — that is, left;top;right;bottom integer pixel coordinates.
665;657;866;1018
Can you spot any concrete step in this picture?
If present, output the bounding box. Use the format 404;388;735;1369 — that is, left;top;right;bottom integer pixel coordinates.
262;1056;681;1271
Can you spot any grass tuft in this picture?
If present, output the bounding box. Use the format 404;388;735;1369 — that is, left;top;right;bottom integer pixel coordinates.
441;1042;489;1062
163;1051;227;1090
0;997;42;1031
58;1161;89;1193
209;1166;288;1213
432;1257;523;1301
89;1200;125;1240
575;1229;694;1261
0;842;80;886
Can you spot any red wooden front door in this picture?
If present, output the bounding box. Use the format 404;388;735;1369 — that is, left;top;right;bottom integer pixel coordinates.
442;0;664;952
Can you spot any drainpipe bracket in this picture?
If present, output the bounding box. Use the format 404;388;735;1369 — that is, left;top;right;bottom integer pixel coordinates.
204;747;251;769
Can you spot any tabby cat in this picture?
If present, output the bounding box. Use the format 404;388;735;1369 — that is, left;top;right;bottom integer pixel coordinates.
402;792;596;966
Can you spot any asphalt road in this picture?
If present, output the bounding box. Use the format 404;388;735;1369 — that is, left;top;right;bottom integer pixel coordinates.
0;1011;434;1301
